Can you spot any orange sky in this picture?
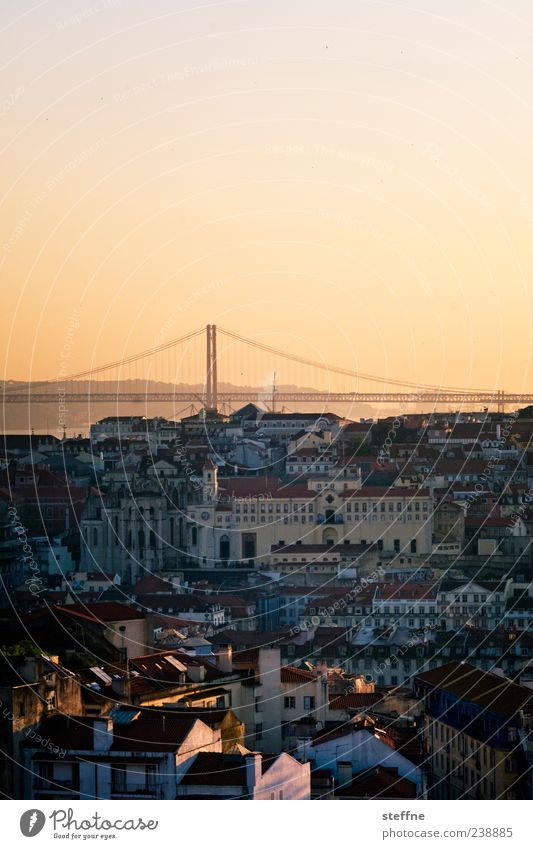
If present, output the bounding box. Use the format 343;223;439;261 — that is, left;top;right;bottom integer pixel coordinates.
1;0;533;394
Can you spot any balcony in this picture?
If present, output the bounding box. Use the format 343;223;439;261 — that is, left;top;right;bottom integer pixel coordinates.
34;777;78;793
111;781;162;798
316;514;344;525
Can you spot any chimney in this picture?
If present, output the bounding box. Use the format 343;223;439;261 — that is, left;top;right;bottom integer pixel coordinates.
337;761;352;790
187;664;206;683
18;656;41;683
93;717;113;751
111;675;129;698
216;645;233;674
316;660;328;680
245;752;262;792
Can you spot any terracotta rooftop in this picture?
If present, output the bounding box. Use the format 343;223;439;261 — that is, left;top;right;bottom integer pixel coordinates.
339;765;417;799
55;602;145;623
281;665;317;684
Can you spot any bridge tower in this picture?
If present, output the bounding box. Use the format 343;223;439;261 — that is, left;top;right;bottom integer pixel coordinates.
205;324;218;412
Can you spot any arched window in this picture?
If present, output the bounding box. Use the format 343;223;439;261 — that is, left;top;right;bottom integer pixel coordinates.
191;526;197;546
92;527;98;547
138;529;145;552
220;535;230;560
149;530;156;548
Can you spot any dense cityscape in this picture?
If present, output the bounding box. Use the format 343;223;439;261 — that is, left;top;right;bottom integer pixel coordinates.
2;0;532;837
1;403;532;800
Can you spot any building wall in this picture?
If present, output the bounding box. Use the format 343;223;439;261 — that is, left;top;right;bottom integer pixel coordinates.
187;490;432;566
104;617;148;659
425;717;528;800
253;753;311;800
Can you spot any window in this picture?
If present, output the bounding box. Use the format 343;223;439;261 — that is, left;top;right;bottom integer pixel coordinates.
410;539;417;554
255;723;263;741
284;696;296;709
112;764;127;791
303;696;315;710
146;765;156;788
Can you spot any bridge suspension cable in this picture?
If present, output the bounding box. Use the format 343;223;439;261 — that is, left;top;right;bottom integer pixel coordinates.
217;327;493;395
5;326;205;394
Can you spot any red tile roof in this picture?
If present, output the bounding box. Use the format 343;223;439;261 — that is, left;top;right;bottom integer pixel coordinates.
328;693;384;710
281;665;317;684
376;582;437;602
339;766;416;798
55;602;146;623
219;477;314;499
342;487;430;498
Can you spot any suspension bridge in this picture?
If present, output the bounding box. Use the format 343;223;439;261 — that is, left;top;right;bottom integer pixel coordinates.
2;325;530;413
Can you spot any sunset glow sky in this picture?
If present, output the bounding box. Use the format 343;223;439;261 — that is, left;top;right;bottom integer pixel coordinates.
2;0;533;393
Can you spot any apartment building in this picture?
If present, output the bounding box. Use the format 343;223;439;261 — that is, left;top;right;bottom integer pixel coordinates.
415;661;533;799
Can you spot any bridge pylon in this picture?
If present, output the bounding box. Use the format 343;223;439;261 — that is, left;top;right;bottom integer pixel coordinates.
205;324;218;413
